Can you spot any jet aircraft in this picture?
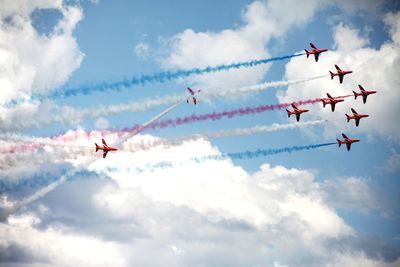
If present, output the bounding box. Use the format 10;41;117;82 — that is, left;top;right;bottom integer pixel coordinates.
304;43;328;62
95;138;118;158
321;93;345;112
345;108;369;127
337;133;360;151
329;65;353;84
353;84;377;104
187;87;201;105
286;103;309;121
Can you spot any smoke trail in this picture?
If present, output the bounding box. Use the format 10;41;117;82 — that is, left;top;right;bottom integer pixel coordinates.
29;53;304;101
108;142;337;174
2;74;327;131
141;98;323;131
4;102;182;215
123;120;327;152
2;142;337;195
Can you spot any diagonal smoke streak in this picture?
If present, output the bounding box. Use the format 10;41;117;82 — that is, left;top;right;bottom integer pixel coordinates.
3;102;182;216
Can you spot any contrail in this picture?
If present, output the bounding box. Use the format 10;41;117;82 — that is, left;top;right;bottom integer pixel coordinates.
2;74;327;131
1;120;326;156
124;120;327;152
25;53;304;101
109;142;337;174
1;141;337;196
5;102;182;216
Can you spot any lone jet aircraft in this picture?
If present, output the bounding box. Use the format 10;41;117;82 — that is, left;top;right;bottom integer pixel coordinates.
304;43;328;62
337;133;360;151
353;84;377;104
286;103;309;121
321;93;345;112
187;87;201;105
95;138;118;158
346;108;369;127
329;65;353;84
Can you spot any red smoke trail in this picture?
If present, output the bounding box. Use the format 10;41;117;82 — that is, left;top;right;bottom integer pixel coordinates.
1;95;352;154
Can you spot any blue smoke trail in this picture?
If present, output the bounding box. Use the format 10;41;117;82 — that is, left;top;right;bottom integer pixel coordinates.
106;142;336;174
12;53;303;104
1;142;333;194
0;168;104;194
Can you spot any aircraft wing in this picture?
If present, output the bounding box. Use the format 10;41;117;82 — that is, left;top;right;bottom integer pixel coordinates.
339;75;343;84
193;97;197;105
362;95;368;104
103;151;108;158
342;133;349;139
355;118;360;127
291;103;299;110
310;43;317;49
331;103;336;112
358;85;365;92
351;108;358;115
314;53;319;62
187;87;194;95
327;93;333;99
296;114;301;122
335;64;342;71
346;143;351;151
102;138;107;146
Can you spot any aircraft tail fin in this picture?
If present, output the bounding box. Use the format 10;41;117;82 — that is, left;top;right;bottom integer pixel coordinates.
286;109;291;118
304;49;309;58
353;90;358;99
337;139;341;147
95;143;100;152
329;71;334;80
345;114;351;122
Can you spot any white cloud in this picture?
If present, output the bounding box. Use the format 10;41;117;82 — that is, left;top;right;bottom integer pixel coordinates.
94;117;109;130
384;149;400;172
1;132;397;266
277;12;400;142
0;1;84;131
0;213;126;267
134;42;149;59
321;176;379;213
162;0;324;89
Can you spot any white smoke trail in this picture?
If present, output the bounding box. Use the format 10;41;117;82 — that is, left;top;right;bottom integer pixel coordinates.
123;120;327;152
2;75;327;130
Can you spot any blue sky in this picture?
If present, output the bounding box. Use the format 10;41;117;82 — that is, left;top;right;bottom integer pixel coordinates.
1;0;400;266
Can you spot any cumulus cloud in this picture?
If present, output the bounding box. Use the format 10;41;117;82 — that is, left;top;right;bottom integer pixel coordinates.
134;42;150;59
0;133;397;266
162;0;324;89
277;12;400;142
0;0;84;131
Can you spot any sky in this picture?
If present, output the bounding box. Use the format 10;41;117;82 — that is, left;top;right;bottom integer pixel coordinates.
0;0;400;266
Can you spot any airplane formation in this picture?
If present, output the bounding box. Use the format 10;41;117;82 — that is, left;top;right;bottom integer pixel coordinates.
96;42;376;158
286;42;376;151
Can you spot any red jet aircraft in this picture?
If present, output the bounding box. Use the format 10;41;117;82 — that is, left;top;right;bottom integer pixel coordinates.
321;93;345;112
95;138;118;158
337;133;360;151
286;103;309;121
329;65;353;84
304;43;328;62
186;87;201;105
346;108;369;127
353;84;377;104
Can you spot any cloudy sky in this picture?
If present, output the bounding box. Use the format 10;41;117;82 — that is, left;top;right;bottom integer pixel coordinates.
1;0;400;266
